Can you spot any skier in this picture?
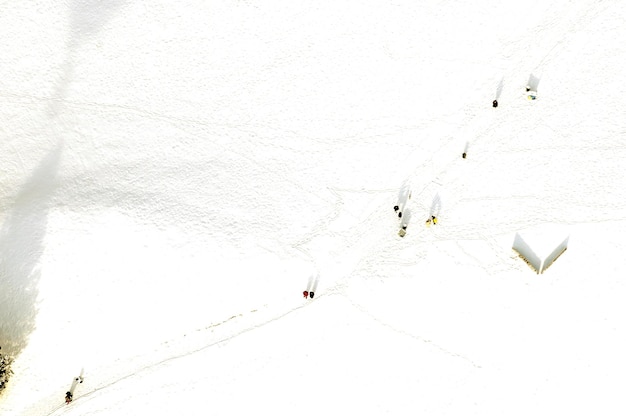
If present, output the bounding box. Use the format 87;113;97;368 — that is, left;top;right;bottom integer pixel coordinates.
492;99;498;108
65;391;73;404
309;291;315;299
431;215;438;225
526;86;537;100
393;205;399;213
303;290;309;299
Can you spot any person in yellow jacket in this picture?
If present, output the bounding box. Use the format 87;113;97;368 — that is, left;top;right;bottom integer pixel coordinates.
426;215;438;226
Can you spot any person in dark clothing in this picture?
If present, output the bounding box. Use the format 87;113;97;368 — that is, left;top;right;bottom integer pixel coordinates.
492;99;498;108
309;292;315;299
65;391;73;404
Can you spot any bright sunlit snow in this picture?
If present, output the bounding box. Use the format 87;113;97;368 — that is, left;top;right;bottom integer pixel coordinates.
1;1;626;415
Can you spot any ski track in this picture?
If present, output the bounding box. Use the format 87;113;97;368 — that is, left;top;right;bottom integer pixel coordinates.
3;1;626;414
343;293;483;370
33;292;335;415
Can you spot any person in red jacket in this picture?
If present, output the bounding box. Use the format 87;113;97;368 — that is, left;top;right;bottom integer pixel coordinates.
303;290;309;298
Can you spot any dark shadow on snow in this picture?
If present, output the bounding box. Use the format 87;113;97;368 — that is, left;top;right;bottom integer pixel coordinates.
430;192;441;219
395;182;411;218
527;73;541;92
306;274;314;292
311;273;320;293
401;207;412;229
0;145;62;358
69;0;127;40
68;368;84;395
49;0;127;116
495;76;504;100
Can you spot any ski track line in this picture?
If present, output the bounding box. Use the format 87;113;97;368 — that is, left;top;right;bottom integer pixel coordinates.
36;292;346;416
343;293;483;370
31;180;364;414
1;91;340;210
30;225;363;415
39;17;584;409
5;94;422;415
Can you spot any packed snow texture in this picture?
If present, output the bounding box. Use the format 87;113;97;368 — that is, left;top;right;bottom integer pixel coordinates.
1;1;625;415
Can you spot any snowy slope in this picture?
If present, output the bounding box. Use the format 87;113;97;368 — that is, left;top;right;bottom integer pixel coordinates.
1;1;625;415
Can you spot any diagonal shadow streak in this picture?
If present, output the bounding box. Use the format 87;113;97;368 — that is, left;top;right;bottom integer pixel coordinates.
49;0;127;117
0;145;62;359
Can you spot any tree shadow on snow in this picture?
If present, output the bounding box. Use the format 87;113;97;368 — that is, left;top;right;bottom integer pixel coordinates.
0;145;62;358
50;0;128;116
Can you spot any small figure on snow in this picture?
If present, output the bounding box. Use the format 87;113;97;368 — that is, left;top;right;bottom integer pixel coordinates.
309;291;315;299
65;370;84;404
526;86;537;100
492;99;498;108
393;205;399;213
303;290;309;299
462;152;467;159
431;215;438;225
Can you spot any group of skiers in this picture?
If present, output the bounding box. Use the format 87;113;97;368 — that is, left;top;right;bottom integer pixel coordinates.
525;86;537;100
394;205;438;230
301;82;539;298
64;375;84;404
395;83;539;235
493;85;537;109
302;272;320;300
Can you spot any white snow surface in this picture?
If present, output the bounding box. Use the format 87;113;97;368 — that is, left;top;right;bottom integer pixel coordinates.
1;1;626;415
